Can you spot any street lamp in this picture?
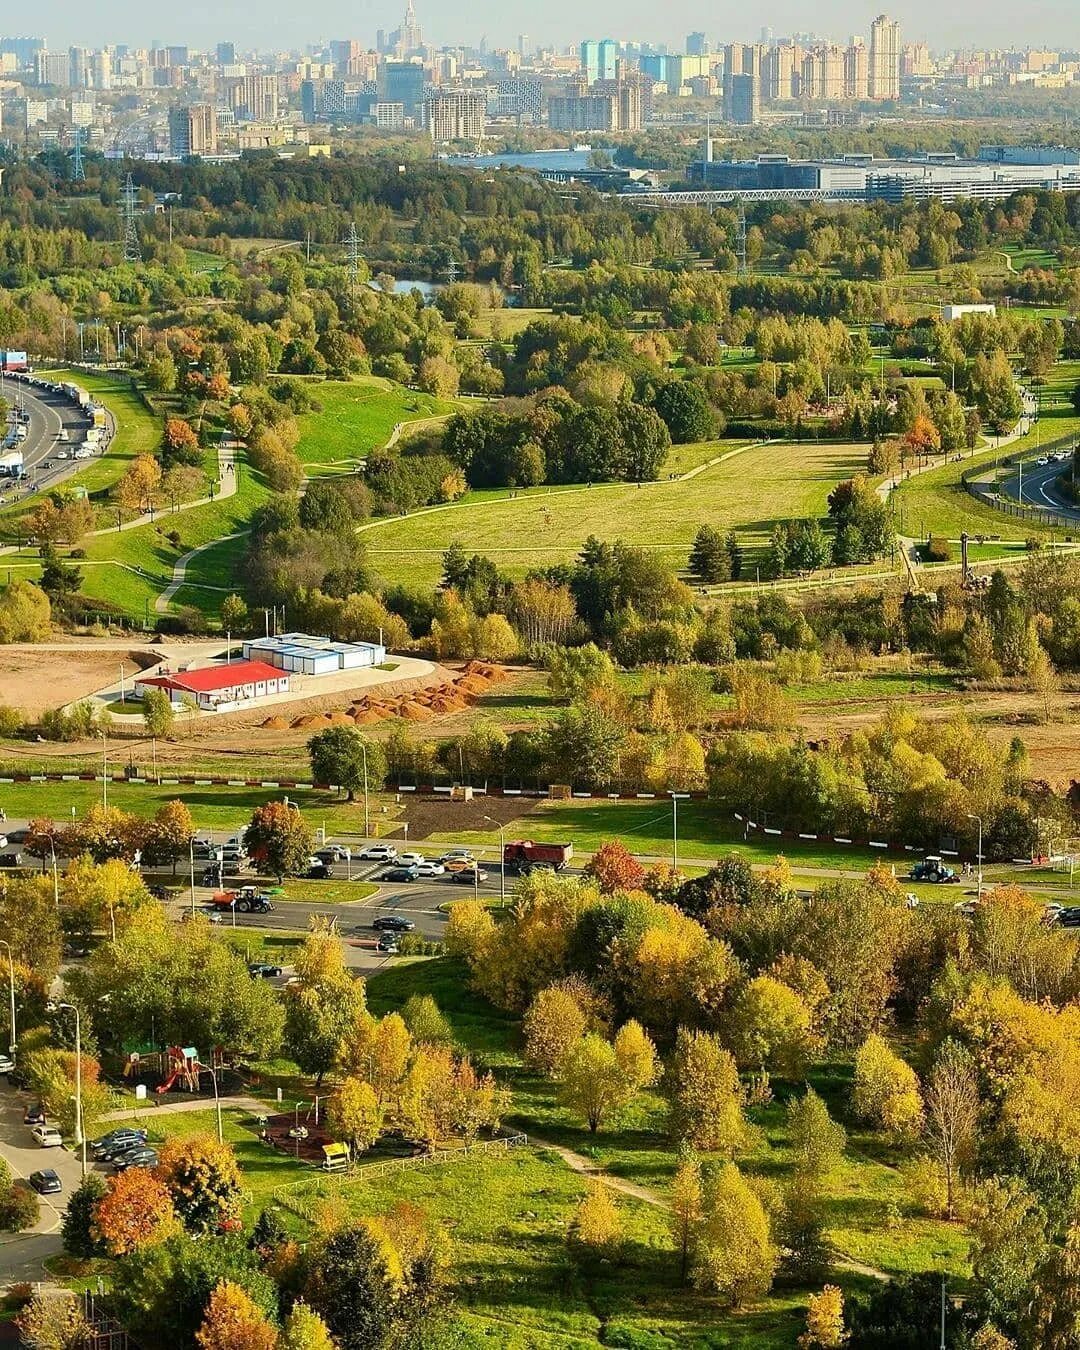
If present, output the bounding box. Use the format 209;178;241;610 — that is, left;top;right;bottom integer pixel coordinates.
100;733;108;810
359;741;370;839
203;1060;223;1142
966;813;983;899
50;1000;86;1177
671;793;679;871
189;836;197;917
483;815;506;908
0;940;16;1059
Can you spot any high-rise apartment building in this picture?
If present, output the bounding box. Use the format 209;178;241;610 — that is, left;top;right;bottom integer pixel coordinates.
228;73;278;121
597;39;618;80
726;72;759;124
579;40;599;83
378;60;424;116
844;40;868;99
168;102;217;156
686;32;709;57
868;14;900;100
762;42;799;100
802;44;844;101
423;90;486;143
35;50;70;86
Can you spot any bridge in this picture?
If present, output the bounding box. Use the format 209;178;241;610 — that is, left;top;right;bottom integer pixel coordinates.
617;186;869;208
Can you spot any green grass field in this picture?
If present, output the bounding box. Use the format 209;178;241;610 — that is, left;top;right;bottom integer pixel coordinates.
295;378;459;470
359;440;868;589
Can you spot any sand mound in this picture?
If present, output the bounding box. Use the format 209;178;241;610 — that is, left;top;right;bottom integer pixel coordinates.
293;714;323;729
352;710;382;725
400;701;434;721
260;716;290;730
328;710;353;725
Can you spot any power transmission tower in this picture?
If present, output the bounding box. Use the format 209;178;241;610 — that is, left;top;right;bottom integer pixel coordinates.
121;174;140;263
343;222;363;286
72;124;85;182
444;255;460;284
736;204;748;276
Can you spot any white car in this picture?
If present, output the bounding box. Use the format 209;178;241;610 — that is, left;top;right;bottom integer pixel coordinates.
357;843;398;862
413;861;446;878
397;852;426;868
31;1125;63;1148
1036;457;1049;466
0;1055;14;1075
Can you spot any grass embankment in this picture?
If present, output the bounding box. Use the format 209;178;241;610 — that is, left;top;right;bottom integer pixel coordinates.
294;377;459;471
360;440;868;590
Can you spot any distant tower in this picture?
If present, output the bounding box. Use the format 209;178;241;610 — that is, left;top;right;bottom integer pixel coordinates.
344;222;363;286
72;124;85;182
736;206;748;276
444;255;460;284
121;173;140;263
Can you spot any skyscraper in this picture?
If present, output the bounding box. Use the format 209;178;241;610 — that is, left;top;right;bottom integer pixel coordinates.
379;60;424;117
580;40;599;83
168;103;217;157
424;90;486;143
868;14;900;100
597;39;617;81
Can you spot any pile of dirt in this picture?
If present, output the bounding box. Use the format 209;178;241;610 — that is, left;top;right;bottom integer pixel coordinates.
260;715;290;730
400;701;434;721
291;714;324;729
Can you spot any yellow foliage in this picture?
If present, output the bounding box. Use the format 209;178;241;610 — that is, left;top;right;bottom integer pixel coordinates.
196;1280;277;1350
571;1181;622;1255
852;1034;924;1140
799;1285;847;1349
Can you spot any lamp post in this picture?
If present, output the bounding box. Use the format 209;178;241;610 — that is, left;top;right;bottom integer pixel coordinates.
100;734;108;810
50;841;59;910
359;741;370;839
189;837;196;917
483;815;506;908
672;793;679;871
0;940;16;1059
52;1001;85;1176
204;1061;223;1142
966;813;983;899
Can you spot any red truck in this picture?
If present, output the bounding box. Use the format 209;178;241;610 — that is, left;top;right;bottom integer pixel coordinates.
502;840;574;876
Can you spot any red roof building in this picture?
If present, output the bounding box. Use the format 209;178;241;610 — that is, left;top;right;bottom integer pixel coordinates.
134;660;291;711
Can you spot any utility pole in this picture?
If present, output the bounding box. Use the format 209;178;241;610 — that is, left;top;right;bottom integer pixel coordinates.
122;173;140;264
736;204;748;277
72;124;85;182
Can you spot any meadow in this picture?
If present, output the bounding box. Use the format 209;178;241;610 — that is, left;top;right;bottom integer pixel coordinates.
294;377;460;470
359;439;869;589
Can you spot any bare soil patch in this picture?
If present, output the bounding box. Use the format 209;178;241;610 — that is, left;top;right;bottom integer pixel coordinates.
0;647;158;717
382;793;541;841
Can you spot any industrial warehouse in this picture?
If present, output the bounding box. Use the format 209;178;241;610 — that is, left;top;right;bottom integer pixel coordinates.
241;633;388;674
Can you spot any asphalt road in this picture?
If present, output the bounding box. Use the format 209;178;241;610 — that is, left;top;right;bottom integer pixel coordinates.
0;374;104;502
1000;453;1079;518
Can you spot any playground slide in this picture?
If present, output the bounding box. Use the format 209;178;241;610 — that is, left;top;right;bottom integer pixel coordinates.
155;1069;181;1095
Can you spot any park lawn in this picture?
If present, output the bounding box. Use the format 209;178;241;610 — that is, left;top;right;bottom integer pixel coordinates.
359;440;868;590
215;928;306;966
786;670;960;705
295;378;458;468
271;879;379;904
423;798;890;873
76;452;270;621
0;780;376;833
474;305;552;339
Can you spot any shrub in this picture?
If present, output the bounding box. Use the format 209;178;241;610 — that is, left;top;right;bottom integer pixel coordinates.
0;1184;41;1233
924;536;953;562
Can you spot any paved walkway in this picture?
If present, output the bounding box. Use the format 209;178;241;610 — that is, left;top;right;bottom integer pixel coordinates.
100;1093;265;1123
154;528;246;613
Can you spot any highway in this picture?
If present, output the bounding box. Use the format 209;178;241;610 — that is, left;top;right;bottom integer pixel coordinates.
1000;451;1080;519
0;373;106;502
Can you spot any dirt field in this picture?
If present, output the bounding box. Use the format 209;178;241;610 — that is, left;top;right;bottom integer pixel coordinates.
0;646;159;717
798;689;1080;790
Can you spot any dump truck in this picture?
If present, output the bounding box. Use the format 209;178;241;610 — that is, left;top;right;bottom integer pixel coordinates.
211;886;275;914
503;840;574;875
910;856;960;884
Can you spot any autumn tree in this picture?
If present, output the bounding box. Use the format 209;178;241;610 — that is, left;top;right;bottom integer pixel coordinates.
670;1153;704;1283
330;1077;384;1156
144;800;195;874
92;1168;177;1255
787;1089;846;1180
196;1280;278;1350
117;453;163;515
799;1285;847;1349
156;1134;243;1234
401;995;453;1047
243;800;313;880
726;974;817;1079
558;1025;656;1133
571;1181;622;1258
141;687;176;739
923;1039;980;1220
284;919;365;1087
583;840;645;894
522;982;589;1075
668;1029;754;1156
852;1034;924;1141
281;1302;336;1350
16;1290;89;1350
692;1162;778;1307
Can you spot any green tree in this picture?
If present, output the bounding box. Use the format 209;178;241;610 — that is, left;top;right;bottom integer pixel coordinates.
786;1088;846;1180
692;1162;778;1306
669;1029;754;1156
219;594;249;634
284;921;366;1088
307;727;386;801
689;525;731;583
62;1172;108;1258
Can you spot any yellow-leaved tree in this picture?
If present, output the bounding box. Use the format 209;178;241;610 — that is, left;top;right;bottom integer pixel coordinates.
851;1033;924;1141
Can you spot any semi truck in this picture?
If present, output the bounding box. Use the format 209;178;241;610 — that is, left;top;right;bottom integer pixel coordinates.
0;451;24;477
502;840;574;875
0;352;28;373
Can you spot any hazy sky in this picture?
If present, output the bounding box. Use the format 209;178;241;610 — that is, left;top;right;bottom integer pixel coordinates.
22;0;1080;54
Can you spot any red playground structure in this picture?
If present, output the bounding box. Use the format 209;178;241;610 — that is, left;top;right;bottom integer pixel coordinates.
156;1047;201;1095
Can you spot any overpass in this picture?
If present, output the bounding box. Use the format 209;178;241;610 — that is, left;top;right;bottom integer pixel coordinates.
617;186;869;208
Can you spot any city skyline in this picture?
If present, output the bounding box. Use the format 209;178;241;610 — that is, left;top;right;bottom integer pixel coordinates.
8;0;1080;55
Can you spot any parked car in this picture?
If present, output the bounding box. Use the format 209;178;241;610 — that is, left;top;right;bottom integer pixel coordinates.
248;963;283;979
0;1054;15;1076
306;862;331;880
439;849;473;864
28;1169;62;1195
381;866;420;883
396;852;425;868
97;1137;151;1164
451;867;489;885
372;915;415;932
113;1147;158;1171
413;861;446;878
31;1125;63;1148
91;1128;147;1158
23;1102;45;1125
357;843;398;862
316;844;351;862
376;936;399;954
